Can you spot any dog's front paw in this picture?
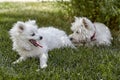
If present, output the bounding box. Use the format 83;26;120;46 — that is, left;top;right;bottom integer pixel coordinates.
36;69;40;72
12;60;19;64
12;47;16;51
36;64;47;72
12;57;26;64
40;64;47;69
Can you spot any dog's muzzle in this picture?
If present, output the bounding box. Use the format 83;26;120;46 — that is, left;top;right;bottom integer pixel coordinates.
29;39;43;48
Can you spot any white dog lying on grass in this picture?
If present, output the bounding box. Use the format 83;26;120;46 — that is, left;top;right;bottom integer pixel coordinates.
9;20;75;69
69;17;113;46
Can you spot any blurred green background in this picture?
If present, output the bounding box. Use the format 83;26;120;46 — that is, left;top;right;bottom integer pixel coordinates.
0;0;120;80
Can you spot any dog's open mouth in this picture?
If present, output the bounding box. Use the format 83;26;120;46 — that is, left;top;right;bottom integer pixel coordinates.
29;39;42;48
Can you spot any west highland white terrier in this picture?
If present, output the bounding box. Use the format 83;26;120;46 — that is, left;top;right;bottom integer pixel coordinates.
69;17;113;46
9;20;75;69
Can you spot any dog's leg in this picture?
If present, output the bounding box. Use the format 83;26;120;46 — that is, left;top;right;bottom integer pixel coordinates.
39;52;48;69
12;56;27;64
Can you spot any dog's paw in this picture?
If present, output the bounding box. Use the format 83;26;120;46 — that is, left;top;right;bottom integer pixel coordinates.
12;47;16;51
12;60;22;64
36;69;40;72
40;64;47;69
12;57;26;64
12;61;19;64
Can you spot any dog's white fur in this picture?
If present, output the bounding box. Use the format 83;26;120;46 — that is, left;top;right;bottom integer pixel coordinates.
9;20;75;69
69;17;113;46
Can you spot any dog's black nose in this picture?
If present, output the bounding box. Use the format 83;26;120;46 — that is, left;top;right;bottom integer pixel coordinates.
39;36;43;40
70;38;73;41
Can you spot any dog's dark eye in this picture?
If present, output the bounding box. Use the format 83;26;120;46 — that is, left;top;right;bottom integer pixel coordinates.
31;33;35;36
76;31;79;34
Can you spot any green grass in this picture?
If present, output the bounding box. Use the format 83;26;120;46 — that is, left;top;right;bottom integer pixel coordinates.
0;2;120;80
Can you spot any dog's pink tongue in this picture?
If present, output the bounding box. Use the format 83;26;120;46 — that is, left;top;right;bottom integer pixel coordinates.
29;39;42;48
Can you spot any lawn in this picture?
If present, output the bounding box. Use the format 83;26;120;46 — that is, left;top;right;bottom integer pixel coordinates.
0;2;120;80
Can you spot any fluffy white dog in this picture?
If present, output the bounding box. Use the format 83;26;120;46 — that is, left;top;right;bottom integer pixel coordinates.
69;17;113;46
9;20;75;69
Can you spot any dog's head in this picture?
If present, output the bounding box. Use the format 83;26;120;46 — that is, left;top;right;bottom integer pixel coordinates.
9;20;43;45
69;17;95;45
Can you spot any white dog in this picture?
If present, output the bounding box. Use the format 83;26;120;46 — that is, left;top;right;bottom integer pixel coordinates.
9;20;75;69
69;17;113;46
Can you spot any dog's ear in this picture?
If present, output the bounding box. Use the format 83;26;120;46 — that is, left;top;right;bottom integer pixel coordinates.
74;16;79;21
83;18;89;29
17;22;25;32
31;20;36;25
27;20;36;25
